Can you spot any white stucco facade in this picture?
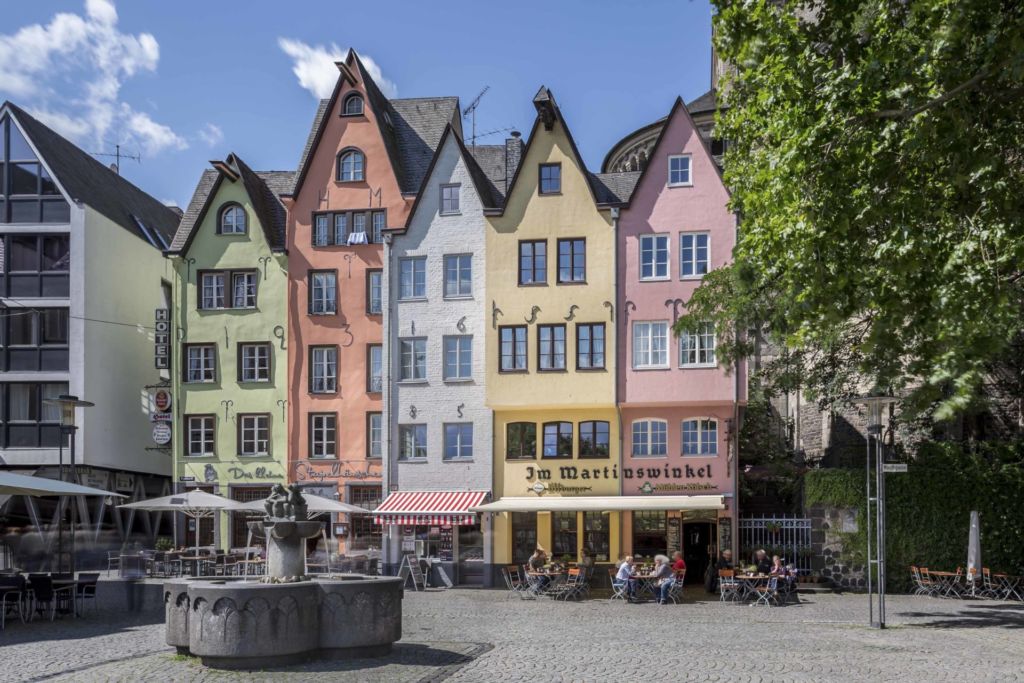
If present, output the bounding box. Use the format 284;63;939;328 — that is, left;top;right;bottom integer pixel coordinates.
382;133;494;577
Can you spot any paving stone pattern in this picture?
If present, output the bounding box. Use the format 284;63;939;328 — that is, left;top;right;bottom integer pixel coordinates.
2;589;1023;682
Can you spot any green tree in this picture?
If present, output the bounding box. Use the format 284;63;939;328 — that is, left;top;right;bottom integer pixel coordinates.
681;0;1024;419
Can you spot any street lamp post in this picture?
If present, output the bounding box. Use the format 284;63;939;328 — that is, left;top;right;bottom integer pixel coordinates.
857;390;896;629
44;394;95;576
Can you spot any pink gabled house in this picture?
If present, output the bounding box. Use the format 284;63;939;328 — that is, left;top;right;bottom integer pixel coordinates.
616;97;745;576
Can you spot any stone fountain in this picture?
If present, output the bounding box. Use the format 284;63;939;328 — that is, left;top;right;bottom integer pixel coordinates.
164;485;403;669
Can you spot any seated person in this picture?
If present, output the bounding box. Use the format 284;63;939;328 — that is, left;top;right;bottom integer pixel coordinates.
579;548;595;570
615;555;636;599
671;550;687;575
754;549;772;575
528;546;550;589
705;549;733;593
769;555;785;576
653;555;675;604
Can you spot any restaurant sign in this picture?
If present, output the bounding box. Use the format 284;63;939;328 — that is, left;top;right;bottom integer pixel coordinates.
226;466;284;481
292;460;382;484
525;463;717;483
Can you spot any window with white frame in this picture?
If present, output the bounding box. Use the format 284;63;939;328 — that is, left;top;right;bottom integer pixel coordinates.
444;254;472;298
367;412;382;458
399;257;426;299
682;418;718;455
444;423;473;460
440;184;460;215
367;344;382;392
239;343;270;382
679;322;716;366
309;271;337;314
309;413;336;458
639;234;669;280
371;210;385;243
680;232;710;278
632;419;668;457
232;272;257;308
367;270;382;314
632;321;668;369
313;214;330;246
310;346;337;393
185;345;216;382
400;338;426;381
352;212;367;240
200;272;226;309
668;154;692;186
398;424;427;460
337;149;365;181
443;335;472;380
219;204;247;234
238;414;270;456
186;415;215;456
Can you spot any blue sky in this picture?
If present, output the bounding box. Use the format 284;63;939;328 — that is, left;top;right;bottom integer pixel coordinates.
0;0;715;208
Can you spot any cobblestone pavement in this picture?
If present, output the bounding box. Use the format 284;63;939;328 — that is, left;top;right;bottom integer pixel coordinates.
2;588;1023;682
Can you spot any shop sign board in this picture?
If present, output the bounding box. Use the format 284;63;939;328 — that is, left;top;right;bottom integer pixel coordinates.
152;422;172;445
152;388;172;413
154;309;170;370
882;463;908;473
524;463;720;495
292;460;382;483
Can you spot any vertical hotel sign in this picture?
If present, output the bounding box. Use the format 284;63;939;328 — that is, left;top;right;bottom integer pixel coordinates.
154;308;170;369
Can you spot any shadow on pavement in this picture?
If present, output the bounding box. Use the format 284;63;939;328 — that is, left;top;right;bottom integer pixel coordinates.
0;610;163;647
897;602;1024;629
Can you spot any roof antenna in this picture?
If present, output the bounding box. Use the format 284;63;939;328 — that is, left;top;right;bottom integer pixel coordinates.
90;144;141;176
462;86;490;150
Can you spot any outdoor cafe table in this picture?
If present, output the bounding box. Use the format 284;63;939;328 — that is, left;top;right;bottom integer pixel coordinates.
994;574;1023;601
735;574;770;600
928;571;963;597
179;555;211;577
630;574;660;600
527;570;565;596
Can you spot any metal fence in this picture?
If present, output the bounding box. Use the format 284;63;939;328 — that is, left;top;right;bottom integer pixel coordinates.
738;516;813;573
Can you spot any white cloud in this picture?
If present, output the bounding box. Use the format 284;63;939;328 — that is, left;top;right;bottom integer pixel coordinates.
198;122;223;147
0;0;185;156
278;38;397;99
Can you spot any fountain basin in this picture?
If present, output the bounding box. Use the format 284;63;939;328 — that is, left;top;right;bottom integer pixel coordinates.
164;575;403;669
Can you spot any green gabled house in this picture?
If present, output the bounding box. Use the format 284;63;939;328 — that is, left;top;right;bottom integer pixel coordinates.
166;154;293;550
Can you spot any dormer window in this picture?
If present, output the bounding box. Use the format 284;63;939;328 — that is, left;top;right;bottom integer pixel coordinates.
337;149;365;182
342;93;364;116
668;155;692;187
218;203;246;234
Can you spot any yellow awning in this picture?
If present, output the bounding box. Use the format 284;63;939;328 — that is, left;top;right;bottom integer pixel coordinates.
470;495;724;513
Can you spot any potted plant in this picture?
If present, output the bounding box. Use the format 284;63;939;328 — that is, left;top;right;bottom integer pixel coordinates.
764;521;782;535
155;536;174;552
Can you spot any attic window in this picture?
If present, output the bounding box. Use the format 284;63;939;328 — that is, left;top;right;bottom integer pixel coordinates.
219;203;247;234
337;149;365;182
342;93;364;116
539;163;561;195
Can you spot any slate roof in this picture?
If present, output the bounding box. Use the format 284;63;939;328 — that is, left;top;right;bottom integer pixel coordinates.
2;101;179;248
168;158;294;254
590;171;641;205
468;144;507;206
686;88;718;115
291;52;458;199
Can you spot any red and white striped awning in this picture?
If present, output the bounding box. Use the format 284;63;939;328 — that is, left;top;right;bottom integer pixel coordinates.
373;490;489;526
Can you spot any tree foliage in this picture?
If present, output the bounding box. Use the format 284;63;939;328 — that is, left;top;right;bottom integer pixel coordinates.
682;0;1024;419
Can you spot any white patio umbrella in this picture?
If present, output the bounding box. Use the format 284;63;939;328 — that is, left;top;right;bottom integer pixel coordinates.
967;510;982;596
0;470;125;498
236;493;370;515
119;491;246;558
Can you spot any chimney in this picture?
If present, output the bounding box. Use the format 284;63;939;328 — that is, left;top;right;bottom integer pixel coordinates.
504;131;523;196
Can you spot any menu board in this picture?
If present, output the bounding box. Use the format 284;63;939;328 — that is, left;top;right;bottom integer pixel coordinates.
439;526;454;562
718;517;732;556
666;517;682;557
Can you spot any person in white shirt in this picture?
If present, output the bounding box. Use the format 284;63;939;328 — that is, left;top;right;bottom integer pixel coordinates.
615;555;636;600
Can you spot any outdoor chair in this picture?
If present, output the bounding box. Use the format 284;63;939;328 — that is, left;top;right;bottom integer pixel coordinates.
980;568;1001;599
27;575;74;622
75;573;99;615
667;570;686;604
919;568;942;598
106;551;120;577
0;575;26;629
608;567;629;602
502;566;530;599
754;577;781;606
718;569;741;603
367;559;379;576
549;568;584;601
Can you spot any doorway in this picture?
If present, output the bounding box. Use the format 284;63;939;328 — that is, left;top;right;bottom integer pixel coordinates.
682;521;716;584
